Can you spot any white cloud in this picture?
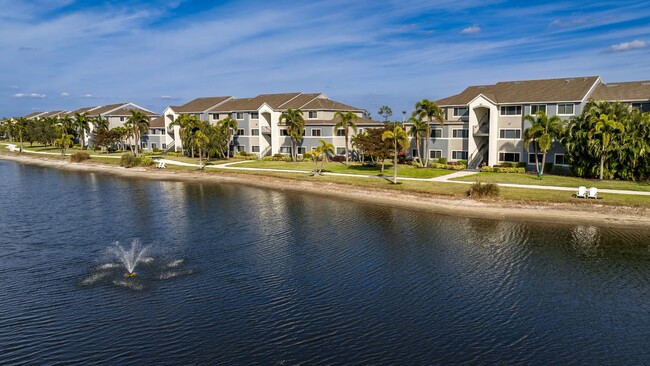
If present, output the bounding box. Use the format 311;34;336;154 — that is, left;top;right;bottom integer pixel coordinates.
60;91;70;96
81;93;94;98
607;39;647;53
14;92;46;98
160;95;175;99
461;25;481;34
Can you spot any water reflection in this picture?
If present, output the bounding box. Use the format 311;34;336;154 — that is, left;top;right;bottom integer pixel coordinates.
571;225;601;258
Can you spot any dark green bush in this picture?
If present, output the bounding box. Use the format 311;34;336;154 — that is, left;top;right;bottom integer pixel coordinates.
120;153;141;168
544;162;553;173
469;181;500;198
517;162;526;168
437;157;447;164
480;166;525;173
70;151;90;163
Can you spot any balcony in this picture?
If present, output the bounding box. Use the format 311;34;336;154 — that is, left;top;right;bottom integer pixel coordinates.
473;124;489;137
261;126;271;135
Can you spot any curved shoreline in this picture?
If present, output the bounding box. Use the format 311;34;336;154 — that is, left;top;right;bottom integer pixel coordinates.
1;153;649;229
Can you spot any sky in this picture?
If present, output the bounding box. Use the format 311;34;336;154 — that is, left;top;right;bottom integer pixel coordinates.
1;0;649;119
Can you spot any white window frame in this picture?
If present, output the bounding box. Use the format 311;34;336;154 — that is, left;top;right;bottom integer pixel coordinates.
236;128;245;136
498;129;521;139
211;113;219;120
498;151;521;163
236;112;244;120
453;107;468;117
429;149;442;159
335;147;346;156
557;104;574;116
554;153;568;166
499;105;522;116
530;104;546;115
451;150;468;160
162;143;167;149
336;128;346;136
308;111;318;119
151;143;157;150
452;129;469;138
279;146;291;154
280;129;288;136
252;145;260;153
251;128;259;136
431;128;442;138
357;128;364;135
141;142;147;148
297;146;306;155
311;129;321;137
250;112;259;119
528;153;543;164
236;145;246;153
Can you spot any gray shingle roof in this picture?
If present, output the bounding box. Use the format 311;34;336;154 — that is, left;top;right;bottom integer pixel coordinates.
590;81;650;101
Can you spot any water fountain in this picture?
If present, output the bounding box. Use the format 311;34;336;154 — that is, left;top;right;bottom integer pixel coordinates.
109;239;150;277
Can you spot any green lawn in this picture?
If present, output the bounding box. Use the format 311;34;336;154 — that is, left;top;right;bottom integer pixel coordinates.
234;160;453;179
452;172;650;192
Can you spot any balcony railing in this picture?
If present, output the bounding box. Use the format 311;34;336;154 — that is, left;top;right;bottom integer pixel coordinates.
261;126;271;134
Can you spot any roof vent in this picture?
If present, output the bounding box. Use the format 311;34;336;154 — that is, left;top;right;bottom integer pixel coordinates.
607;84;619;87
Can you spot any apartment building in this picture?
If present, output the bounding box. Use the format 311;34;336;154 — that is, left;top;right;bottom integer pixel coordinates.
412;76;650;169
165;93;382;157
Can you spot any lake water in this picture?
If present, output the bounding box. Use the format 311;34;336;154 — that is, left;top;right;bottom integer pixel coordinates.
0;160;648;365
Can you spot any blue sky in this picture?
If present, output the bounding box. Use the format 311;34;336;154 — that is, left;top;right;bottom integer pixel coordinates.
1;0;649;119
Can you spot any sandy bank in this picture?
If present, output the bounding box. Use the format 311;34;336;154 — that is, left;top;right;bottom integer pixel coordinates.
2;152;649;229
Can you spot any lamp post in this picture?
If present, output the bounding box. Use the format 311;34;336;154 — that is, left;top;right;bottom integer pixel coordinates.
402;111;406;123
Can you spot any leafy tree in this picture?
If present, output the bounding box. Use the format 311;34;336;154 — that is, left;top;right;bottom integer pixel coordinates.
54;132;74;156
382;125;409;184
408;114;427;167
124;110;150;156
205;121;229;159
314;139;335;174
362;110;372;119
523;111;564;176
589;113;625;180
378;106;393;122
353;126;393;172
111;126;129;151
219;116;238;159
14;117;30;153
193;130;210;169
415;99;444;167
333;111;358;165
279;108;305;162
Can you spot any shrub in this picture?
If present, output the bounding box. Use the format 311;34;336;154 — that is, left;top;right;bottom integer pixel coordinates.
430;163;466;170
437;157;447;164
469;181;500;198
152;148;162;153
140;156;154;166
544;162;553;173
516;162;526;168
480;166;525;173
165;151;180;157
303;152;313;160
120;153;141;168
262;156;274;161
70;151;90;163
330;155;346;163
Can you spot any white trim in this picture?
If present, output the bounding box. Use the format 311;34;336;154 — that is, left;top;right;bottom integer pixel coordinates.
530;104;547;114
251;128;260;136
236;145;246;153
297;146;307;155
336;128;346;136
252;145;260;153
451;150;468;160
499;105;522;116
557;103;575;116
311;128;322;137
335;146;346;155
236;112;244;120
452;107;468;117
430;128;442;138
451;128;469;138
582;77;602;102
308;111;318;119
428;149;442;159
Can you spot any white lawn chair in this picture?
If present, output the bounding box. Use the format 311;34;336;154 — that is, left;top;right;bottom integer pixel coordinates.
588;187;598;199
576;186;587;198
156;161;166;169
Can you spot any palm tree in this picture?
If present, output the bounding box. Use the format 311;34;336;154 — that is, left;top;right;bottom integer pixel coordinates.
219;116;238;159
279;108;305;162
14;117;30;153
408;114;427;167
54;132;74;156
523;111;563;176
382;125;409;184
94;114;109;132
125;110;150;156
315;139;335;173
193;130;210;169
333;111;358;165
73;112;91;149
415;99;444;167
111;126;129;151
589;113;625;180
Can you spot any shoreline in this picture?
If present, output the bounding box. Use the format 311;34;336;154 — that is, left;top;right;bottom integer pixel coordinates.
2;152;649;229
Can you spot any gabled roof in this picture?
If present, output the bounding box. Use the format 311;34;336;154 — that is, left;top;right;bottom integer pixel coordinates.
68;106;100;115
173;96;233;113
590;81;650;101
40;111;68;118
23;111;46;119
436;76;600;106
300;98;362;111
209;97;257;112
305;117;381;126
149;116;166;128
279;93;322;109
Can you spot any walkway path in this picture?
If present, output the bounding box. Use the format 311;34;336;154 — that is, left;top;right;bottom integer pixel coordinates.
4;143;649;197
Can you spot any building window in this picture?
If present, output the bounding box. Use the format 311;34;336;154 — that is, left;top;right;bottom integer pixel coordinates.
297;146;306;155
429;150;442;159
336;147;346;155
308;111;317;119
499;152;520;162
236;112;244;120
141;142;147;148
162;143;167;149
251;129;259;136
499;129;521;139
554;154;568;165
120;117;125;122
212;113;219;120
252;145;260;153
280;129;289;136
151;143;157;150
336;128;346;136
453;107;468;117
357;128;364;135
311;129;321;136
280;146;291;154
412;149;418;157
531;104;546;114
500;105;522;116
236;128;245;136
250;112;259;119
557;104;574;115
451;151;468;160
452;129;469;138
528;153;543;164
431;129;442;138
